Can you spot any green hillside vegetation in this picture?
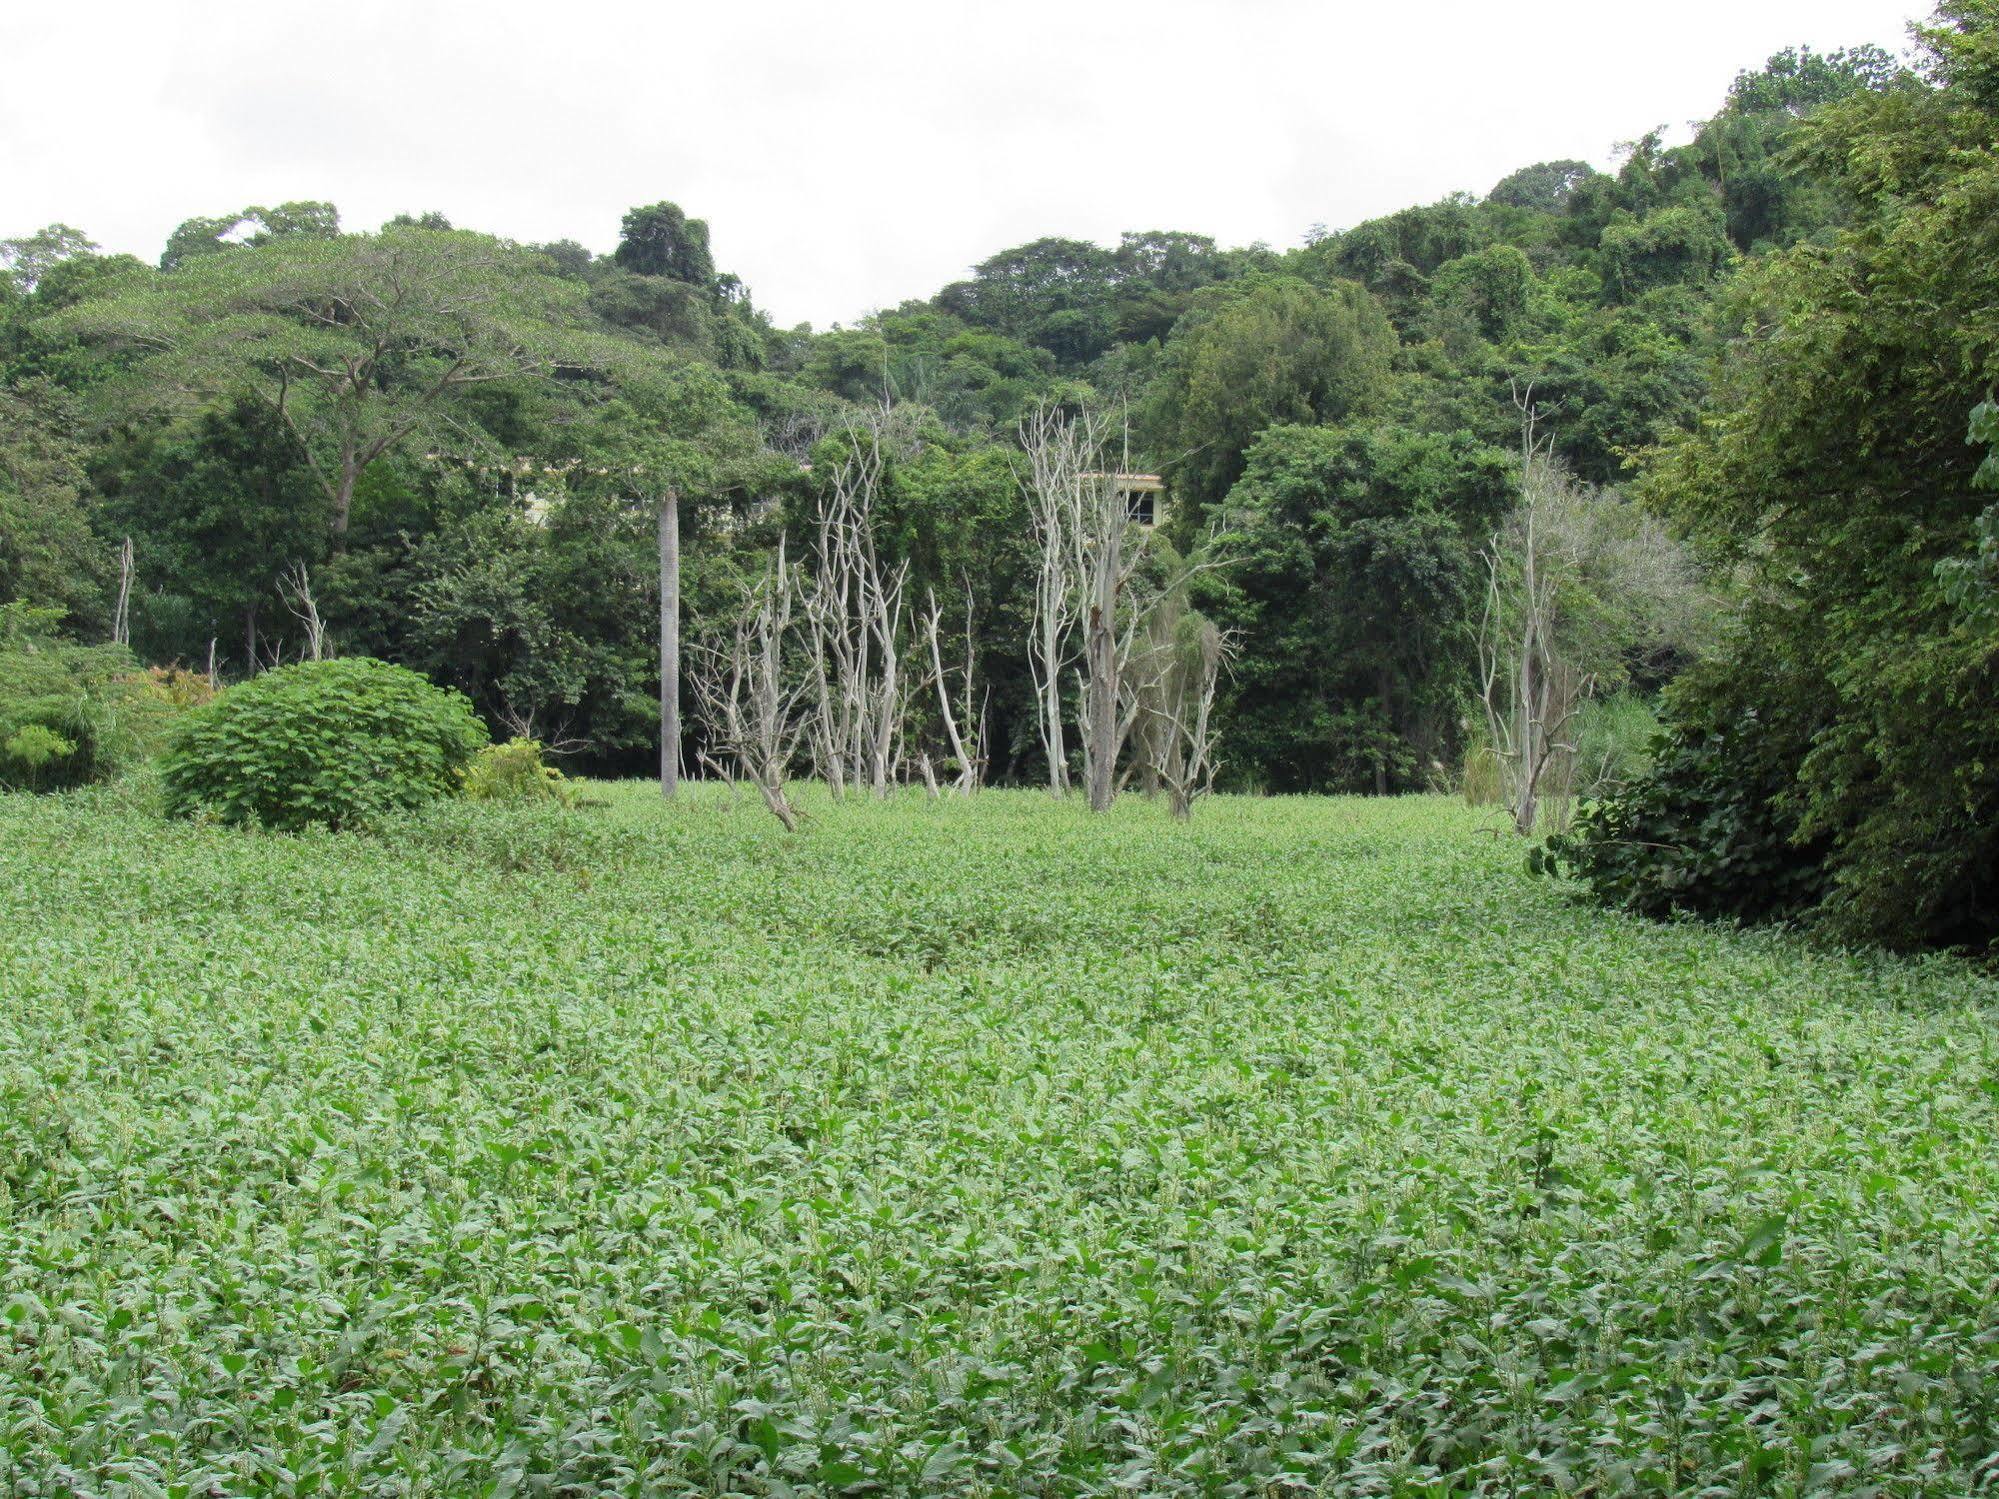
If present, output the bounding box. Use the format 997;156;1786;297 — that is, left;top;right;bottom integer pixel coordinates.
0;10;1993;935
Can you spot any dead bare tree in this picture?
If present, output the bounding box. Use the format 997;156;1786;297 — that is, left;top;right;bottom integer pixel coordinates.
920;587;984;794
802;419;911;798
495;703;589;756
1478;382;1710;833
1075;459;1132;814
1156;617;1233;820
1019;403;1156;811
659;488;681;799
1019;403;1088;796
690;543;809;831
759;405;833;465
696;746;741;806
1479;390;1590;835
111;538;133;647
278;562;330;662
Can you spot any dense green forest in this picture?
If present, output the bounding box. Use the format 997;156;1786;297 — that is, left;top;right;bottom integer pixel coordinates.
4;3;1996;948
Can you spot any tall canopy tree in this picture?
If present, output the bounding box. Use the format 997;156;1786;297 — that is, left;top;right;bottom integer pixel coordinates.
1567;0;1999;948
0;385;108;628
55;225;611;543
613;202;716;287
0;225;99;294
1216;423;1514;791
159;201;341;271
1144;276;1397;525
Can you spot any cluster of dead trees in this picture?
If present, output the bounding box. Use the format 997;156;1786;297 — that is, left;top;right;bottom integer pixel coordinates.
687;413;987;829
686;403;1232;828
1019;404;1232;820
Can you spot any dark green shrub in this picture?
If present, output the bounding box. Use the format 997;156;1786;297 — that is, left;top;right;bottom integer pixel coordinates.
0;609;168;791
1537;670;1828;926
159;657;487;831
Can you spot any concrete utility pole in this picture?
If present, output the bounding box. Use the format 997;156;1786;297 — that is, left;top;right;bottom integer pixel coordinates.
659;490;680;798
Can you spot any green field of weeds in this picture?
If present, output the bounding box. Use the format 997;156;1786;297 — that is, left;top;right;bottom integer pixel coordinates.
2;785;1995;1494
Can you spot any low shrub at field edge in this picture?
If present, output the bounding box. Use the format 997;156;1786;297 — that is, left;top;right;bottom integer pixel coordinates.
0;625;175;791
462;736;573;806
0;785;1994;1495
158;656;488;831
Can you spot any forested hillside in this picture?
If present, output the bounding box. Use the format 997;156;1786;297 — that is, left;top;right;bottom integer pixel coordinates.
4;6;1995;947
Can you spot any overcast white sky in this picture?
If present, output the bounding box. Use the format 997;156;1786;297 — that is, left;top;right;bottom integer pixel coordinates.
6;0;1927;329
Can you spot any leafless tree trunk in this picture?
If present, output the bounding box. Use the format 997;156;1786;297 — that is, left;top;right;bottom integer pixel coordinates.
698;749;739;804
205;637;219;689
1479;390;1591;835
921;589;984;794
1019;404;1152;810
1019;405;1085;796
1082;512;1123;813
111;538;133;647
659;490;680;799
1158;619;1232;821
803;420;910;798
691;543;808;831
278;563;328;661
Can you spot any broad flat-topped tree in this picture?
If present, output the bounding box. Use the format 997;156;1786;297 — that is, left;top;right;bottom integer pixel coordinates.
55;225;613;544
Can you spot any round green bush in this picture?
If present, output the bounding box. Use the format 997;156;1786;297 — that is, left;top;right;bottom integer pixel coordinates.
160;657;488;831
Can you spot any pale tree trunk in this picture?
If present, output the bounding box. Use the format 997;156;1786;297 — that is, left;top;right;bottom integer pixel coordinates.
688;543;805;832
802;422;908;797
1021;402;1143;806
1374;664;1393;797
279;563;329;661
331;443;360;542
1020;405;1080;797
1479;385;1598;837
659;490;681;799
1038;604;1070;795
922;590;983;794
1085;520;1121;813
1157;619;1230;822
1514;596;1540;835
112;538;133;647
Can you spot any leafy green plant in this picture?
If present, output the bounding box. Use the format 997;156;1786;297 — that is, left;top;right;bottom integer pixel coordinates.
2;784;1995;1493
0;722;75;787
1567;690;1660;798
1460;741;1503;805
384;796;637;873
462;736;572;805
0;620;167;791
158;656;487;831
1536;672;1827;923
138;663;219;711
